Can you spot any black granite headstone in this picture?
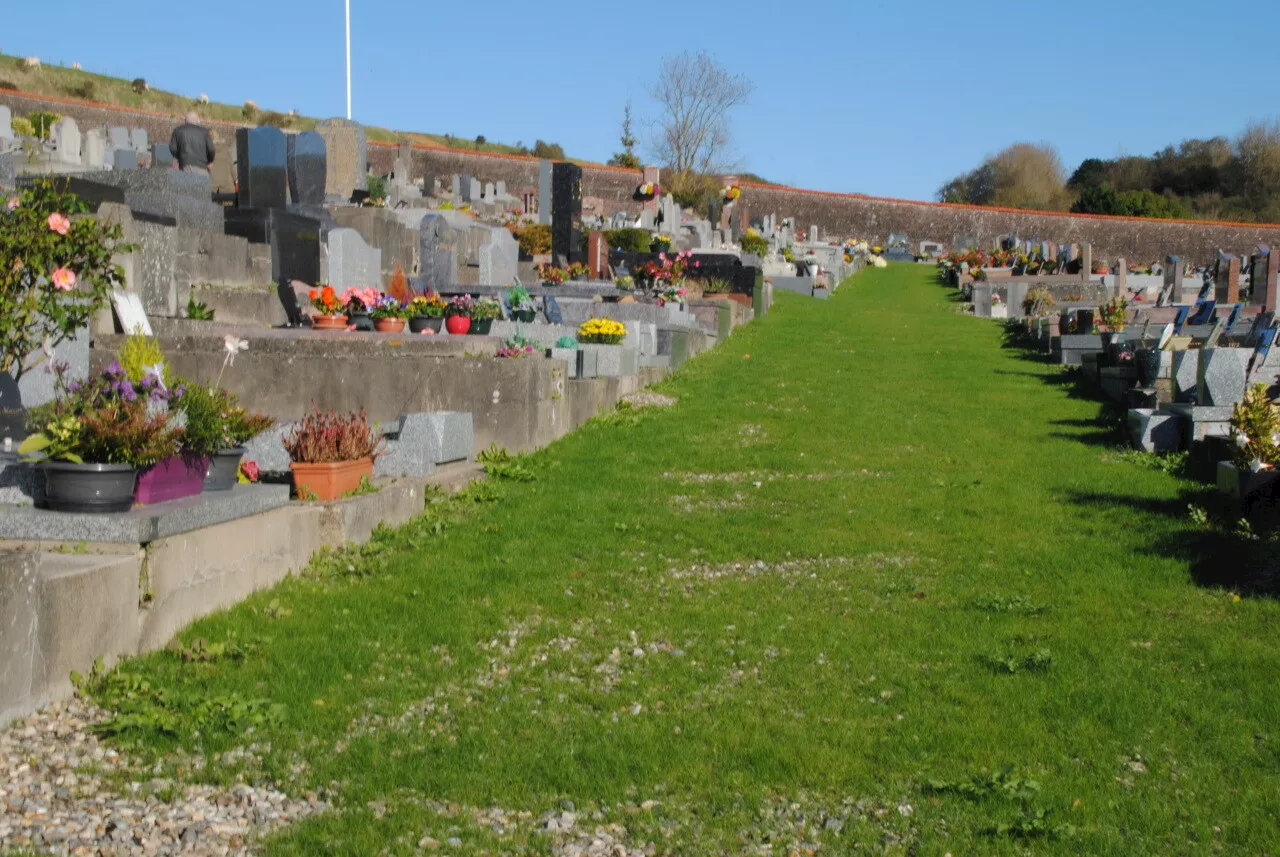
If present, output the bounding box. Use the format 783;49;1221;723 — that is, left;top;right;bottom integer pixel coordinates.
551;162;584;265
286;131;327;206
236;126;288;209
0;371;25;440
224;209;321;286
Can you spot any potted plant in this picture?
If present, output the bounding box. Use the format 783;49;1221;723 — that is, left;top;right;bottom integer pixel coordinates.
284;407;383;501
408;294;447;333
699;278;733;299
19;365;181;513
369;295;409;333
308;284;348;330
342;287;381;331
445;295;474;335
536;263;568;286
1096;296;1129;362
650;234;673;254
567;262;591;281
202;388;274;491
470;297;502;335
507;286;537;322
656;285;689;307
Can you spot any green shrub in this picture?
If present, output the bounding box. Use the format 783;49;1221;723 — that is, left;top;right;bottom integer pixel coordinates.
62;79;97;100
27;111;61;140
116;335;169;384
10;116;34;136
366;174;388;202
603;228;653;254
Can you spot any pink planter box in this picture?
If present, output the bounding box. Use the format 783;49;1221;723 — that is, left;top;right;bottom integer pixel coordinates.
134;455;209;505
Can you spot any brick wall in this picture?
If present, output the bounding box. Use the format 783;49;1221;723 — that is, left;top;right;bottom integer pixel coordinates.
8;89;1280;262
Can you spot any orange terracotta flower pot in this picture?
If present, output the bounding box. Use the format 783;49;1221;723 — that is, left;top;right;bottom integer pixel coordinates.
312;314;349;330
290;457;374;501
374;318;406;333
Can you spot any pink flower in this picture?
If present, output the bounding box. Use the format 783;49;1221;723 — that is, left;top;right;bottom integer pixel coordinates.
51;267;76;291
5;197;18;211
47;213;70;235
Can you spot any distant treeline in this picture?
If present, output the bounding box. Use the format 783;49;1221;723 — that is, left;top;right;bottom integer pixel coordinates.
938;121;1280;223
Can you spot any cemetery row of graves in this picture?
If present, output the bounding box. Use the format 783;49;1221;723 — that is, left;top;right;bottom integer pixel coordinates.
0;105;883;730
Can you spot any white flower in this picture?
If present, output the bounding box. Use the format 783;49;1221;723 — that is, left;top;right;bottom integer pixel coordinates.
222;335;249;366
1249;459;1271;473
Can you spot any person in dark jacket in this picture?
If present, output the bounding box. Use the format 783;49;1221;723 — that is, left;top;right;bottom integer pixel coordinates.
169;112;215;174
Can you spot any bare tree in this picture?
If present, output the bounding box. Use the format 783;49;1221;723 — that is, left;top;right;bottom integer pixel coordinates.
648;52;753;177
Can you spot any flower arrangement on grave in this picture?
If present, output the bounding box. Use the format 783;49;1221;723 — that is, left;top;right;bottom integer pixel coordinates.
650;234;673;253
1229;383;1280;472
410;294;448;318
635;183;661;200
341;287;382;315
284;407;383;501
1096;296;1129;331
0;179;134;386
578;318;628;345
555;336;578;349
739;229;769;257
991;293;1003;307
537;264;569;286
656;285;689;307
506;286;537;322
637;251;697;287
872;245;883;254
722;185;741;202
365;175;388;207
1022;286;1056;317
615;276;635;291
20;362;183;513
238;459;261;484
446;295;475;317
368;295;409;332
869;255;889;269
782;247;796;263
309;284;345;318
471;297;503;328
567;262;592;281
495;334;539;359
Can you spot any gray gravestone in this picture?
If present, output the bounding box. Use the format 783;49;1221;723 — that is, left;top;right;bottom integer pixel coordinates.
457;174;475;202
314;117;367;201
129;128;147;153
478;227;518;286
419;213;462;291
450;174;461;197
538;160;552;225
151;142;174;169
0;156;14;190
111;149;137;171
236;126;288;209
326;228;382;289
109;127;129;149
465;177;481;202
286;131;327;206
0;372;23;440
0;106;11;141
484;181;496;200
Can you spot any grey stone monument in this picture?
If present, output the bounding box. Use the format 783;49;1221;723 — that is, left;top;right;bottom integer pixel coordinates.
538;160;552;225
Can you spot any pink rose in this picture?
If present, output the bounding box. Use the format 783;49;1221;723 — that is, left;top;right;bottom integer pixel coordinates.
5;197;18;211
47;213;70;235
51;267;77;291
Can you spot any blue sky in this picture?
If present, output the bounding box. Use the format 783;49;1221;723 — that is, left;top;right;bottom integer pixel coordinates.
6;0;1279;201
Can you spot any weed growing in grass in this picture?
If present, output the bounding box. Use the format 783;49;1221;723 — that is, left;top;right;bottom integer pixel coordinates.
981;648;1053;674
970;593;1048;615
476;443;535;481
1104;446;1189;477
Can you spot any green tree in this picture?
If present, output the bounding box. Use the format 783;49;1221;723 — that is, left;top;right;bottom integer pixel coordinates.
608;102;642;169
532;140;566;160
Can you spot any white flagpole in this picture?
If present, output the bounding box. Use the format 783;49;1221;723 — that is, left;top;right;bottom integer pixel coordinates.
345;0;352;119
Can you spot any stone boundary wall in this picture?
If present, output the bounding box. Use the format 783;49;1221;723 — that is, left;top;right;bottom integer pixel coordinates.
8;89;1280;262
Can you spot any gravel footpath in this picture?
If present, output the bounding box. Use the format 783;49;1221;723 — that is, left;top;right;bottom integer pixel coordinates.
0;699;326;856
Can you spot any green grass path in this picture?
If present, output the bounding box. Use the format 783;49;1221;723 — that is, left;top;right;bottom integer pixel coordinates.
104;264;1280;855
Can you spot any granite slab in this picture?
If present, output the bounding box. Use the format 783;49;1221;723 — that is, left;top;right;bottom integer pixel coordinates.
0;484;290;544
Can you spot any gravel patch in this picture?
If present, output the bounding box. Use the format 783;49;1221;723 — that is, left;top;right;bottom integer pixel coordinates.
620;392;677;409
0;699;327;855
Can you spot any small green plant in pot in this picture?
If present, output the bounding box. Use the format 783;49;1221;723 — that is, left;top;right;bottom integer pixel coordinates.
470;297;502;335
284;407;383;501
193;386;274;492
507;286;537;323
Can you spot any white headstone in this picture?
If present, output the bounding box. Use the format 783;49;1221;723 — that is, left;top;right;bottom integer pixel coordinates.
84;129;107;169
53;119;81;165
110;291;153;336
1158;323;1174;350
0;106;12;140
109;127;129;149
130;128;147;153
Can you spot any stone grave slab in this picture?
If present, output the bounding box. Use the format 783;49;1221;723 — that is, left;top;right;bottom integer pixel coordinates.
235;126;288;209
315;118;366;201
286;131;327;206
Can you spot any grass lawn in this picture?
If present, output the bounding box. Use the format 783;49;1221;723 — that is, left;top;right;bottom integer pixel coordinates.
81;263;1280;855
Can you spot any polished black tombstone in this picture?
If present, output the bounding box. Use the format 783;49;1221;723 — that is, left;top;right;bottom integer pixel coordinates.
0;371;24;441
224;208;321;286
551;162;584;265
286;131;327;206
235;126;288;209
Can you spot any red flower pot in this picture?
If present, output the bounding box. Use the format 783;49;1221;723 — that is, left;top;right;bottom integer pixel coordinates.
445;315;471;335
373;318;406;333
